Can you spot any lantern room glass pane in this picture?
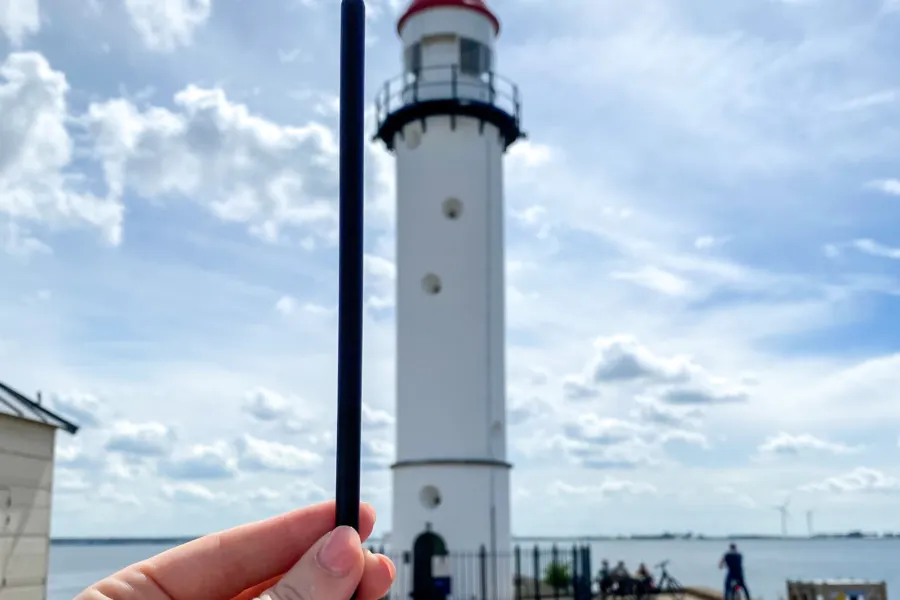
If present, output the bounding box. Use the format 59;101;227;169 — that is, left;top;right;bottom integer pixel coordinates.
460;37;491;76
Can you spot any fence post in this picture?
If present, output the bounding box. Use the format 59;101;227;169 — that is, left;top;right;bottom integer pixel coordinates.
581;546;592;600
514;546;522;600
532;545;541;600
551;545;560;600
571;545;578;598
479;545;488;600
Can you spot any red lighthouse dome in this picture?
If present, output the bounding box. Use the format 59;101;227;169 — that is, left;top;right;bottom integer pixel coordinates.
397;0;501;35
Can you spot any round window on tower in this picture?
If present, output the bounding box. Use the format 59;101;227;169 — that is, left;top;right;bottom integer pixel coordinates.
442;197;463;220
419;485;442;510
422;273;442;295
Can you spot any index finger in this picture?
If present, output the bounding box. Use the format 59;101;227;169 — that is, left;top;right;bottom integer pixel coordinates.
143;500;376;600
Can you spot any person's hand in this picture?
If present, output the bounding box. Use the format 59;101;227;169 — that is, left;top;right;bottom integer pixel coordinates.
75;500;395;600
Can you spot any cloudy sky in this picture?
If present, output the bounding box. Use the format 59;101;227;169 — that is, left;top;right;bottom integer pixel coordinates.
3;0;900;539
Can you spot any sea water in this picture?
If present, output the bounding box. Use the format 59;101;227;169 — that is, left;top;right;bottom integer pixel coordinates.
50;538;900;600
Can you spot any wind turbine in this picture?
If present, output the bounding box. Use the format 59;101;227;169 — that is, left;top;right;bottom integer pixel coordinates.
806;509;814;537
775;497;791;537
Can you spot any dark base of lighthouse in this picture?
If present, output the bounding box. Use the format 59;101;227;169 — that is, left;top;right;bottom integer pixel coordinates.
382;535;597;600
374;98;525;152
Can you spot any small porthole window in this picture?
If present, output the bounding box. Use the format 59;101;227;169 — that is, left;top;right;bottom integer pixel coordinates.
420;485;442;510
422;273;442;295
442;197;463;220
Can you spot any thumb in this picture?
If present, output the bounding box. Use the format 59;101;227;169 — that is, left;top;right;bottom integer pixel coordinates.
260;526;365;600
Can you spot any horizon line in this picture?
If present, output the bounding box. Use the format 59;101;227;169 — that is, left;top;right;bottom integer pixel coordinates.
50;532;898;544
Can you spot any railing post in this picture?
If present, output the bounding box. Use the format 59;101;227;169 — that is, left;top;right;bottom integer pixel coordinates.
479;545;488;600
514;545;522;600
533;546;541;600
513;84;521;126
551;545;560;600
489;71;496;104
452;65;458;99
571;545;578;597
581;546;592;600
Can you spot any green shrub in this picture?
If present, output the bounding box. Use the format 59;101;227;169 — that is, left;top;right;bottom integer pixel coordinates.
543;561;572;590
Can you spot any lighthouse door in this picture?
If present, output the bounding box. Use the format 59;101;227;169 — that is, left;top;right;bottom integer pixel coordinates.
411;529;448;600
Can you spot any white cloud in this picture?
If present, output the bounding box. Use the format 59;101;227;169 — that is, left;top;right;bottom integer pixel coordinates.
242;387;295;421
274;295;296;315
123;0;212;51
800;468;900;494
508;395;553;425
159;442;239;480
94;483;141;507
694;236;729;251
84;85;340;245
659;429;709;449
55;442;101;470
864;178;900;195
161;481;225;503
105;421;177;457
632;396;702;428
563;415;647;446
0;53;123;245
658;383;748;406
54;468;92;494
850;238;900;260
234;435;322;474
361;438;393;470
0;0;40;46
2;222;51;256
362;403;394;429
578;335;699;386
758;433;859;457
612;267;691;297
549;478;657;499
47;392;103;427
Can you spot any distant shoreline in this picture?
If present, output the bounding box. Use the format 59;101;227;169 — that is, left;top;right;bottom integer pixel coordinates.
51;533;900;546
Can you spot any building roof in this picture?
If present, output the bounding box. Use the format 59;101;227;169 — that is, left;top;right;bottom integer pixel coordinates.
0;380;79;435
397;0;500;36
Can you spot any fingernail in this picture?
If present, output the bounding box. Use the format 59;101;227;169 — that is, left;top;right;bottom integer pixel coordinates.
316;526;360;576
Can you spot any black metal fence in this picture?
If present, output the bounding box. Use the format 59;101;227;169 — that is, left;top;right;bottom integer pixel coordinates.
367;544;594;600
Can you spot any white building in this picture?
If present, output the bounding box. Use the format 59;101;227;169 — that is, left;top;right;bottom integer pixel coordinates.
373;0;524;598
0;382;79;600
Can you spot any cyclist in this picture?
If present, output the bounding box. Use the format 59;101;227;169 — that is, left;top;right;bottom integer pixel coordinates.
719;543;751;600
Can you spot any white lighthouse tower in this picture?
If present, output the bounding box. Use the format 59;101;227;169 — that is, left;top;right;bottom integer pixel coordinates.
373;0;524;598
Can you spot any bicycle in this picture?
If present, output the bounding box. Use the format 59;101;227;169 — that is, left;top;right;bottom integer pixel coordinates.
726;578;750;600
653;560;685;600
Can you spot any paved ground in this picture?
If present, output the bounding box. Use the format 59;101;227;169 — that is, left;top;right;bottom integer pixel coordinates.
514;583;724;600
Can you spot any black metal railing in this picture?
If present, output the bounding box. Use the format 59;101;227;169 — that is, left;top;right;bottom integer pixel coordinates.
367;544;593;600
373;65;522;133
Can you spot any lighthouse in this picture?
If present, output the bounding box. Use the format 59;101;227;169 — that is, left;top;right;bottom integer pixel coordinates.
373;0;524;598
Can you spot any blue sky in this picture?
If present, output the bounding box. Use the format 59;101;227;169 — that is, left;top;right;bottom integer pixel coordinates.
3;0;900;539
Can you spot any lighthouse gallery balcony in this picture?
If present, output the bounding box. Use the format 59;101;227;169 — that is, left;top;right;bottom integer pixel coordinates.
373;64;525;151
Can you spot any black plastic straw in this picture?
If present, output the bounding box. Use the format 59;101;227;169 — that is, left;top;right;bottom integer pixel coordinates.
335;0;366;535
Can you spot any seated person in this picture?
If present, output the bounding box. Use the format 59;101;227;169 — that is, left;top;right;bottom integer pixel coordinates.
597;560;613;595
610;561;632;594
611;561;630;580
635;563;654;593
